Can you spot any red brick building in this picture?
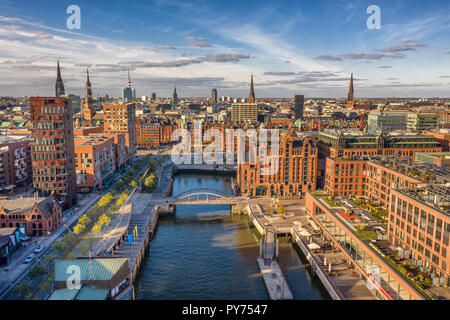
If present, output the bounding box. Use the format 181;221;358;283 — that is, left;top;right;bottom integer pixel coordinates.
237;129;317;197
103;103;136;166
0;194;62;236
74;135;116;192
0;136;32;192
389;188;450;280
29;97;77;208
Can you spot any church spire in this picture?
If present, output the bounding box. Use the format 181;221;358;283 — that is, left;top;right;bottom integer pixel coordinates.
84;67;94;121
127;69;131;88
347;73;354;108
248;73;255;103
55;60;65;97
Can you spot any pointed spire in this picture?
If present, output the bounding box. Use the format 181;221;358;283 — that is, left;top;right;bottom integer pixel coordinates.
127;69;131;88
55;60;65;97
248;73;255;103
347;73;354;108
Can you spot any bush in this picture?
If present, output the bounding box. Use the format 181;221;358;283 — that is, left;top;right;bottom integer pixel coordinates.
28;264;47;280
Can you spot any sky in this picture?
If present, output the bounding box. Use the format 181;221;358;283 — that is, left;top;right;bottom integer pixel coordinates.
0;0;449;98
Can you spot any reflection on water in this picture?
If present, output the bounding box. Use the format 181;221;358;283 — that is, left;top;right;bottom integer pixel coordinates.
134;174;329;300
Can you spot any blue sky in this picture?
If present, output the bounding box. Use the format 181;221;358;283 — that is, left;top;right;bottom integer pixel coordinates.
0;0;449;98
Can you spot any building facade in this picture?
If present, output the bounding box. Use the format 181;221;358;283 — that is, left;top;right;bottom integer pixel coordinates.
237;130;317;197
318;130;442;159
29;97;77;208
0;136;32;192
103;103;136;166
74;135;116;192
0;194;62;236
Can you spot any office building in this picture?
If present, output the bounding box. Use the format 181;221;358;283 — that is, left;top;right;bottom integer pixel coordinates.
294;95;304;120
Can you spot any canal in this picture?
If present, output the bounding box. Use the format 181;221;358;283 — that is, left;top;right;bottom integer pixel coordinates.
134;173;329;300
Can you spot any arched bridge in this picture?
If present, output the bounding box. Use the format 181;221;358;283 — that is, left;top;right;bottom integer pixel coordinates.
174;188;229;200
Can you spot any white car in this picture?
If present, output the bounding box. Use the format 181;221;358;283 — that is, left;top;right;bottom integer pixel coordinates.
34;245;44;254
24;254;36;263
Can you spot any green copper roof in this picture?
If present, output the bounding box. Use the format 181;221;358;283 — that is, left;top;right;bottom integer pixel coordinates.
54;258;128;282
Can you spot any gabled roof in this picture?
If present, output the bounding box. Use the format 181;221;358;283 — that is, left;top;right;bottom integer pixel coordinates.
0;194;60;218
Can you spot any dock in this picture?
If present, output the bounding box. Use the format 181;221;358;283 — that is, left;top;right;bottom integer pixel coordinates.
257;258;293;300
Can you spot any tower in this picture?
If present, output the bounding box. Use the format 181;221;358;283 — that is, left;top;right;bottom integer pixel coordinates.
172;85;178;104
30;97;77;208
294;95;304;120
248;73;255;103
55;60;65;97
211;88;217;103
122;70;136;101
347;73;354;108
83;67;94;121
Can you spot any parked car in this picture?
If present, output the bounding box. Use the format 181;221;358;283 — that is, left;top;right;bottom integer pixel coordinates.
24;254;36;263
34;245;43;254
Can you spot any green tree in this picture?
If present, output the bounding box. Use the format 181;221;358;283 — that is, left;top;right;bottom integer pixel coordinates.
28;264;47;280
73;223;86;235
52;241;68;255
78;214;91;226
12;280;32;299
130;180;138;189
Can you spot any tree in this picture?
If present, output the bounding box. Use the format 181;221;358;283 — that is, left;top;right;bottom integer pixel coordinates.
98;193;114;207
129;180;138;189
12;280;32;299
277;205;286;216
73;223;86;235
52;241;68;255
28;264;47;280
78;214;91;226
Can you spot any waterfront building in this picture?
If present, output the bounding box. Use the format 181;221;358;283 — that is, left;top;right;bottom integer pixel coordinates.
389;187;450;280
305;192;427;300
52;257;132;300
237;129;317;197
0;194;62;236
103;103;136;166
318;129;442;159
407;112;440;132
55;61;65;97
294;95;304;120
74;135;116;192
0;135;32;192
324;156;426;208
122;70;136;102
29;97;77;208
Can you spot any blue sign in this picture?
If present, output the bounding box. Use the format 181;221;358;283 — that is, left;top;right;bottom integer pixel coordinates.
128;234;133;245
19;224;26;237
15;231;20;243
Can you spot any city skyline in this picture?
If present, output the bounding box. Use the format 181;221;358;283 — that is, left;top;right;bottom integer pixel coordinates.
0;0;449;98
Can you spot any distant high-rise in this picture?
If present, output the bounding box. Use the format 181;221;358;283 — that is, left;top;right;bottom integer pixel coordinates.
172;86;178;104
83;68;95;121
347;73;354;108
151;92;156;100
55;61;65;97
122;70;136;101
294;95;304;120
30;97;77;208
248;73;255;103
211;88;217;103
